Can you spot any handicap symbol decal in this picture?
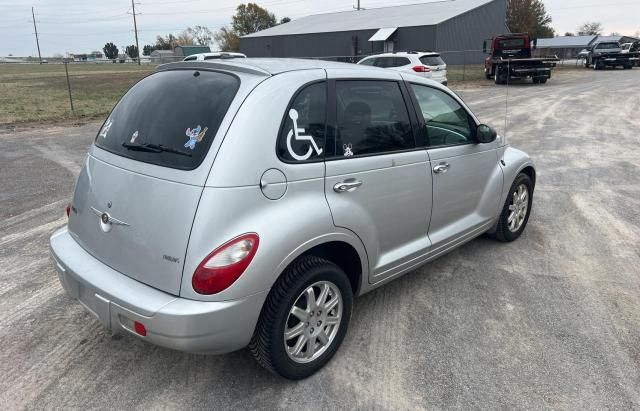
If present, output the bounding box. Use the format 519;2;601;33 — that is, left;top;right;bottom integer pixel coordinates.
184;125;208;150
286;109;323;161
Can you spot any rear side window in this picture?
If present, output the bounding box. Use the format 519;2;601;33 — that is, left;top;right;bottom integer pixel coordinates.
95;70;239;170
393;57;411;66
359;58;376;66
419;55;445;66
277;82;327;162
334;81;414;157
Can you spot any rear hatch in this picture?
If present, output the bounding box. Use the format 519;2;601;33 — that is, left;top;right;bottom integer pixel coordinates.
68;69;240;295
420;54;447;82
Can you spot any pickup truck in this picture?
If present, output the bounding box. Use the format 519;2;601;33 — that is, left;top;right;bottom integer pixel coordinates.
585;41;639;70
621;41;640;66
483;33;558;85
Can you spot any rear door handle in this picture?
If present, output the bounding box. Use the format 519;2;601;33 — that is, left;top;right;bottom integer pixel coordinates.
433;162;450;174
333;179;363;193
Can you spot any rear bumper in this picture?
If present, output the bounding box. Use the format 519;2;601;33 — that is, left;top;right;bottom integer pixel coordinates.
50;227;267;354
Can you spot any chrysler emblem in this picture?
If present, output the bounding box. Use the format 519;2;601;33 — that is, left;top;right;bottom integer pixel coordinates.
91;207;129;233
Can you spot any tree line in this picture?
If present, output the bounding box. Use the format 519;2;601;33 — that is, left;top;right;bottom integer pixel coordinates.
507;0;613;39
102;3;287;59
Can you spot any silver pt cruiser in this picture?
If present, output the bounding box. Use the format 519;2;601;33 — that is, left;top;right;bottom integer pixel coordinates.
50;59;535;379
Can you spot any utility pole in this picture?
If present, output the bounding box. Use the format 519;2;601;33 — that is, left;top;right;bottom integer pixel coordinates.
357;0;361;10
131;0;140;65
31;6;42;64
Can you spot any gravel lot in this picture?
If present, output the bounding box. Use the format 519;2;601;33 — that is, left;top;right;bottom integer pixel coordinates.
1;68;639;410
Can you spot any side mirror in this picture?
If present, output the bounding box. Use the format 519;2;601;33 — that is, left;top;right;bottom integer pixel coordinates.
476;124;497;143
482;40;487;54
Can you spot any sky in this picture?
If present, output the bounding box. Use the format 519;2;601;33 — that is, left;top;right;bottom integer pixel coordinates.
1;0;638;56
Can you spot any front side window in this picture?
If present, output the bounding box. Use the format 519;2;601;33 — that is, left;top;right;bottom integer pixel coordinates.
277;82;327;162
334;81;414;158
95;70;239;170
410;84;473;147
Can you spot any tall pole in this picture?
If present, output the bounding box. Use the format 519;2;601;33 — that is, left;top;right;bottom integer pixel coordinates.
131;0;140;65
357;0;360;10
31;7;42;64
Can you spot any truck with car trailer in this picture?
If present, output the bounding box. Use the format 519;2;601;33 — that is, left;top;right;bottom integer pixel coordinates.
587;40;640;69
483;33;559;84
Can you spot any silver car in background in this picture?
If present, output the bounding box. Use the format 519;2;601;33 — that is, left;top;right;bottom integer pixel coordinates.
50;58;535;379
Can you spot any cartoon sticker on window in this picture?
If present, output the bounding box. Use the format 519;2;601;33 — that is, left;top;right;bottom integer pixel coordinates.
286;109;323;161
184;125;208;150
99;118;113;139
343;143;353;157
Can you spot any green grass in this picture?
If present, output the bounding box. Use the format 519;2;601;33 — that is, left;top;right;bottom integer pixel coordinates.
446;64;486;82
0;63;154;125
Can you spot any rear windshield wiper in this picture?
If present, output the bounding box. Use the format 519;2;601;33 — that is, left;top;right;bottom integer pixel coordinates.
122;142;192;157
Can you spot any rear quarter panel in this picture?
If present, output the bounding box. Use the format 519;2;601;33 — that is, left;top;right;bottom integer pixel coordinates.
182;69;370;301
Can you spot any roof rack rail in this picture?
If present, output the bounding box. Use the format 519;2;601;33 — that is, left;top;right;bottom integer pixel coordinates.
391;50;431;54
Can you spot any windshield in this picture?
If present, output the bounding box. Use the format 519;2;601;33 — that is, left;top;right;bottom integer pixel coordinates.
596;42;620;49
95;70;239;170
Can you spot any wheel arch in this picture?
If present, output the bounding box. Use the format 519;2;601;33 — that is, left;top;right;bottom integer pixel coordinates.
272;232;369;297
519;165;536;191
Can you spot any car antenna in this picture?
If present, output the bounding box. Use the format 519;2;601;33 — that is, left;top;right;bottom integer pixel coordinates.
503;58;510;142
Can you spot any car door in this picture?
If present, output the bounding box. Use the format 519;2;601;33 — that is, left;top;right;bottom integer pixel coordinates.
323;72;433;283
406;82;503;249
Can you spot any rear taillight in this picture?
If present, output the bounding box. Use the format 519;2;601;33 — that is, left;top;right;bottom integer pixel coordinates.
66;203;71;218
192;233;259;295
412;65;431;73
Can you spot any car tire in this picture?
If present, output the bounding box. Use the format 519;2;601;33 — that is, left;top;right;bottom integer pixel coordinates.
249;255;353;380
492;173;533;242
539;78;547;84
532;78;540;84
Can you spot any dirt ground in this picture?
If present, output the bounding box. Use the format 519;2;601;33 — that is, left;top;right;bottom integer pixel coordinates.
1;68;639;410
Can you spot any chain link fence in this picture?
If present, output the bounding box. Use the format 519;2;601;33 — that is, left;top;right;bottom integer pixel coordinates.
1;49;488;126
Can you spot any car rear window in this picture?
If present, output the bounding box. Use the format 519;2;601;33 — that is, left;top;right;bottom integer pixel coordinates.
95;69;239;170
419;55;445;66
499;38;526;48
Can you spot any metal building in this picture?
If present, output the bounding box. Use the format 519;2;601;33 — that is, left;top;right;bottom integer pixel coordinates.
240;0;507;64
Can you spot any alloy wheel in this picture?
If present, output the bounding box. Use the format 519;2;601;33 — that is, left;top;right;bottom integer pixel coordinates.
507;183;529;232
284;281;343;363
